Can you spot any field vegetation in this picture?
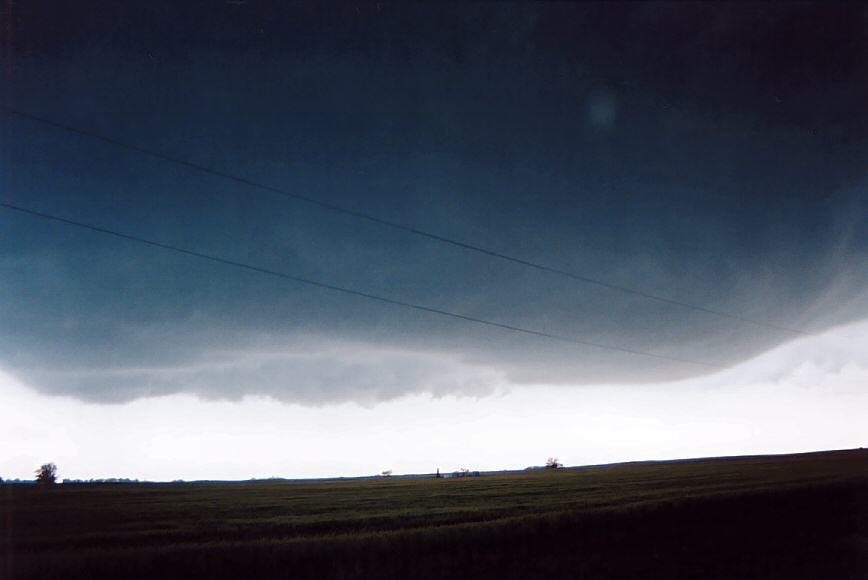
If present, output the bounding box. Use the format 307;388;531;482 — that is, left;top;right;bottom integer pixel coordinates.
3;449;868;579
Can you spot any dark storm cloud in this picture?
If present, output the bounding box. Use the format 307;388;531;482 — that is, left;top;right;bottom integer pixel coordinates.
2;1;867;404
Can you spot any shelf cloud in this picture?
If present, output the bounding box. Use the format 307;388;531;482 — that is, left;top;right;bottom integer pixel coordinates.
3;2;866;405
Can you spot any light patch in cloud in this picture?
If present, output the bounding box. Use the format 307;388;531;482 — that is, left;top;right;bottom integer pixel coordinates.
586;86;619;129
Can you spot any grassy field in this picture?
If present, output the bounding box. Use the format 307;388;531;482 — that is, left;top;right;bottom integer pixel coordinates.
3;449;868;579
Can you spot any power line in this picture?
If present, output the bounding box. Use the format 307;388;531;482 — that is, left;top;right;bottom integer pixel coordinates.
4;108;814;338
0;201;732;371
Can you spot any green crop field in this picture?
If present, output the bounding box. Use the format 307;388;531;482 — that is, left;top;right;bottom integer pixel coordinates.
4;449;868;579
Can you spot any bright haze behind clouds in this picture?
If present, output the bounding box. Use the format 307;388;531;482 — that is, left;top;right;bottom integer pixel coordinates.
1;1;867;479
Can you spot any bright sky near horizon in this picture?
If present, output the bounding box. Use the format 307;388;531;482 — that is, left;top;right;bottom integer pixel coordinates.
3;317;866;482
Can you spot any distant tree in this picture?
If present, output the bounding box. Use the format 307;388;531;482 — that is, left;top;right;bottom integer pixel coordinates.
35;463;58;485
381;470;392;477
545;457;562;469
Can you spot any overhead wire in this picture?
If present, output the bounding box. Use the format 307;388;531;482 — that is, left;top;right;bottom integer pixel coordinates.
0;200;733;371
3;108;814;338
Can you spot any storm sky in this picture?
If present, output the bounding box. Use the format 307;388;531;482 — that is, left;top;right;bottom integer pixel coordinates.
1;2;867;478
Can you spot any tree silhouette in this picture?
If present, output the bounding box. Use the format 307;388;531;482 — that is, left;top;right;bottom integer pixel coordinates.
545;457;562;469
35;463;57;485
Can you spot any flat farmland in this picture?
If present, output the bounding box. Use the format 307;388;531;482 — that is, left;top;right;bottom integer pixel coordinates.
4;449;868;579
